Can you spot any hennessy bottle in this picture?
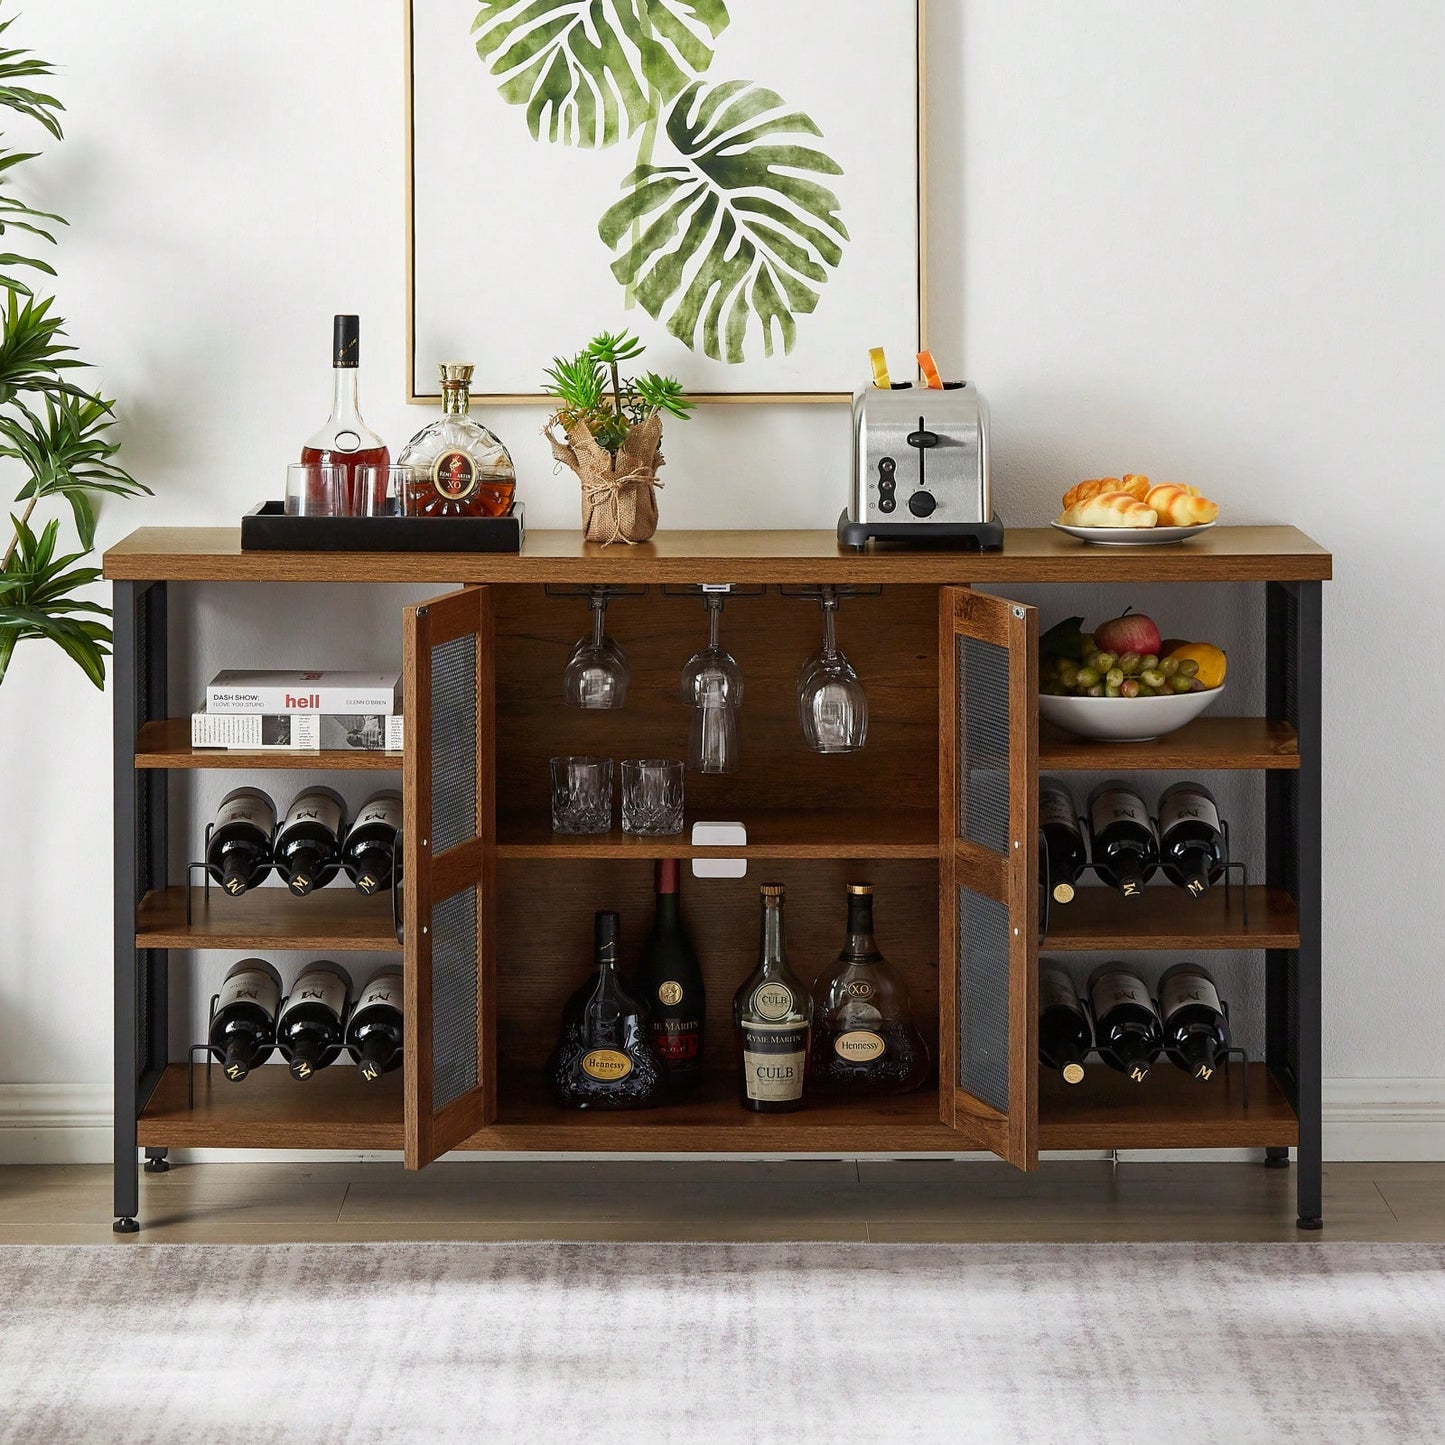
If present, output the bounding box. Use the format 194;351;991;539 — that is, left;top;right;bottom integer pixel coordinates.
809;884;929;1098
397;363;516;517
546;911;664;1109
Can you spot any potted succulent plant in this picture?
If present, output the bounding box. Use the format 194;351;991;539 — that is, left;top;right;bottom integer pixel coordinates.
543;330;692;545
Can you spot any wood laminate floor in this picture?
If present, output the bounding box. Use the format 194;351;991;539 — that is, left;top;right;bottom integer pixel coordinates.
1;1160;1443;1243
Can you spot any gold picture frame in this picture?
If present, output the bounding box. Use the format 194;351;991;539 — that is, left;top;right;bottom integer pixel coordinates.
404;0;926;406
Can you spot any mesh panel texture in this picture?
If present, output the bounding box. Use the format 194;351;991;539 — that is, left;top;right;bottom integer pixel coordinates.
958;887;1011;1112
430;634;477;854
431;887;479;1112
958;634;1011;853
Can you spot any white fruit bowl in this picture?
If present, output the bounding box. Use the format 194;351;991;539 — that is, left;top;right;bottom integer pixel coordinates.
1038;682;1225;743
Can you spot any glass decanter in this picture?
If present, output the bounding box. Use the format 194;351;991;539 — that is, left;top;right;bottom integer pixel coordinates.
398;362;516;517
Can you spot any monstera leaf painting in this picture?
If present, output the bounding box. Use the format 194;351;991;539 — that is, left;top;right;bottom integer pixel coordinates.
598;81;847;363
472;0;731;147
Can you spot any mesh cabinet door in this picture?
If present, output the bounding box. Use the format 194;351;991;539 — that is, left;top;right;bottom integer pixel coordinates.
403;586;497;1169
938;587;1039;1169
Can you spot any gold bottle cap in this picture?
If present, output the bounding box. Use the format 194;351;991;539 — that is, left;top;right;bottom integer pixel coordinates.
1062;1062;1085;1085
1053;882;1075;904
847;883;874;895
760;883;785;898
438;362;475;386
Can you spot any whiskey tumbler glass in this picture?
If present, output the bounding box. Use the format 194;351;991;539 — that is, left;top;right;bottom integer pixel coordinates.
621;759;685;836
352;465;409;518
550;756;613;834
284;463;341;517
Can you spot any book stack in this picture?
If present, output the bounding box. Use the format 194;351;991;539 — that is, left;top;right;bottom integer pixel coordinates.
193;671;403;753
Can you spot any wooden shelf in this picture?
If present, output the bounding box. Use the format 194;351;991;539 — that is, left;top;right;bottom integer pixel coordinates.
463;1072;961;1153
138;1062;402;1150
136;719;401;771
1044;886;1298;951
1039;1063;1297;1150
1039;717;1299;771
135;887;398;952
496;809;939;860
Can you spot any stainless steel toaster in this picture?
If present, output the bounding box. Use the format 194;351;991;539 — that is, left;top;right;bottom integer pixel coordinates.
838;381;1004;550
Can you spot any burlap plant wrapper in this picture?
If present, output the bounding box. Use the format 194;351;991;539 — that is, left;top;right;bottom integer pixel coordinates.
548;413;665;545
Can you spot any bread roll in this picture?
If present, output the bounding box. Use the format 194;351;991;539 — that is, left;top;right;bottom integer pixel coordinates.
1060;491;1158;528
1119;474;1153;500
1145;484;1219;526
1061;478;1115;511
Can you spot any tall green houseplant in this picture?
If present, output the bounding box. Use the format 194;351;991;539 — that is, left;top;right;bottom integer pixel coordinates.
0;6;147;688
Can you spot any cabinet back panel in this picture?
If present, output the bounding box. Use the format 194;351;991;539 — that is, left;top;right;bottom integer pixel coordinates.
494;860;940;1074
492;585;939;822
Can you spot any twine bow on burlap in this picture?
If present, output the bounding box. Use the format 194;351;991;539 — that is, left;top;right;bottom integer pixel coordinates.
547;413;666;545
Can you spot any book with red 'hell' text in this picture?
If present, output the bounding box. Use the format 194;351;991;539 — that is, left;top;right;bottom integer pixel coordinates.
204;671;400;715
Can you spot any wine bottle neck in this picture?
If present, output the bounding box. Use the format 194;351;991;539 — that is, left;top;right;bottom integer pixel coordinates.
758;898;787;972
358;1032;393;1080
844;893;877;958
330;367;363;425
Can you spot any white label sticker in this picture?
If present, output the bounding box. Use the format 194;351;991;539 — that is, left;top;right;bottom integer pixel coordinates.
741;1020;809;1102
216;792;275;834
1041;967;1082;1013
1160;971;1223;1021
1159;790;1221;837
282;791;343;838
352;795;403;833
284;967;349;1020
217;966;280;1019
1090;971;1152;1016
1090;788;1151;834
1039;788;1079;831
353;973;403;1017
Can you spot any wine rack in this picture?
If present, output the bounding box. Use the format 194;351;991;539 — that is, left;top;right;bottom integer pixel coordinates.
106;525;1327;1232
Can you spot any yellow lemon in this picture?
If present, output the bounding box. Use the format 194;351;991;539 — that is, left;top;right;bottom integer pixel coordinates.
1168;642;1227;689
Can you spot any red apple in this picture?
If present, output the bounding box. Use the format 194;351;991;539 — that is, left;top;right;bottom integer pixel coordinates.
1093;610;1162;658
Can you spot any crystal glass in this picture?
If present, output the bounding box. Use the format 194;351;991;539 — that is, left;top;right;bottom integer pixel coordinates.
397;363;516;517
798;596;868;753
352;464;408;518
688;689;741;776
285;462;341;517
680;593;743;707
563;590;629;709
550;756;613;834
621;759;685;836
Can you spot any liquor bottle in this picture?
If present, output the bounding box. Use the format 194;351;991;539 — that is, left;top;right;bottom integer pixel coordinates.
397;363;516;518
1158;962;1231;1081
1039;962;1091;1084
301;314;390;513
346;966;405;1081
1087;781;1159;898
341;789;403;895
1158;781;1228;897
809;884;929;1098
546;911;665;1109
208;959;283;1082
634;859;705;1089
1039;778;1087;904
1087;965;1163;1084
204;787;276;896
274;785;347;896
733;884;812;1113
276;961;353;1081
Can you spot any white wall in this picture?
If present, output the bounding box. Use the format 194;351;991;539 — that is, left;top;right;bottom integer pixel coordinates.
2;1;1443;1158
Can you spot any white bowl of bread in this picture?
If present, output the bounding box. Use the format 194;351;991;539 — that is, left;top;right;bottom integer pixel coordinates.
1052;474;1220;544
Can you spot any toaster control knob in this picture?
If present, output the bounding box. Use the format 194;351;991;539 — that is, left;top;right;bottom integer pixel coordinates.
879;497;897;513
908;490;938;518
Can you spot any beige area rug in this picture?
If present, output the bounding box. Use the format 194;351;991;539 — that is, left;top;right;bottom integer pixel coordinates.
2;1243;1444;1443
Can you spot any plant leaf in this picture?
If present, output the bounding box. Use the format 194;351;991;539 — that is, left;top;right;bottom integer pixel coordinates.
472;0;730;148
598;79;848;363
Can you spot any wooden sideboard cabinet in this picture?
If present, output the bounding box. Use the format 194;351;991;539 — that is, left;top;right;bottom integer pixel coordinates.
104;525;1329;1231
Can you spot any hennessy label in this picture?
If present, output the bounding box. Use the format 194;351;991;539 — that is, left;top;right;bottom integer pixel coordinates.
833;1030;886;1062
581;1049;633;1082
432;448;479;501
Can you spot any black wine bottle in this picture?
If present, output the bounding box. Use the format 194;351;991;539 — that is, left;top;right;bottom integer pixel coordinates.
275;785;347;896
1159;962;1231;1080
204;787;276;896
1158;781;1228;897
634;859;705;1089
341;789;403;895
1087;781;1158;898
546;912;665;1109
1039;962;1091;1084
1087;965;1162;1084
1039;779;1086;904
208;959;283;1082
346;967;404;1081
276;961;353;1080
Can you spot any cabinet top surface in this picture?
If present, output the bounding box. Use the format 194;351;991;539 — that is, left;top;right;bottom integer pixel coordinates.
103;525;1331;583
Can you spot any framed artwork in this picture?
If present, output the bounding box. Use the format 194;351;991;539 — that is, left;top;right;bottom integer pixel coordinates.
406;0;925;403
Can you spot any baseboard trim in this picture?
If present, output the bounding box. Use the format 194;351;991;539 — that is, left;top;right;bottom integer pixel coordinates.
4;1079;1444;1165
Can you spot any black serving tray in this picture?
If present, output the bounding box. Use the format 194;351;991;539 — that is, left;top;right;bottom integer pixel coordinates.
241;501;525;552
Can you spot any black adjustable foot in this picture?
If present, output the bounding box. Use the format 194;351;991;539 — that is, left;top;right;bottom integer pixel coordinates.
144;1149;170;1173
1264;1147;1291;1170
112;1217;139;1234
1297;1215;1324;1231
